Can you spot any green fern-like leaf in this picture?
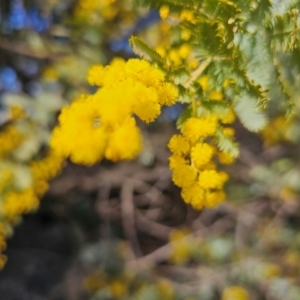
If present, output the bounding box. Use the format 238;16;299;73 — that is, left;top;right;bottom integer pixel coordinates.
173;67;190;85
231;51;269;108
215;128;240;158
202;0;241;20
273;57;295;116
265;4;300;53
197;100;229;117
129;36;165;65
194;21;229;59
234;93;268;132
250;0;272;21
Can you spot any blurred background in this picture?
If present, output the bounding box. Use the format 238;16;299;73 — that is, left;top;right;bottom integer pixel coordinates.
1;1;300;300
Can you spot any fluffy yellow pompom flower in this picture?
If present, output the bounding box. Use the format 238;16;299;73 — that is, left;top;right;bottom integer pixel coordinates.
132;85;161;123
218;151;236;165
181;116;218;143
50;96;108;165
105;117;142;161
94;82;135;126
110;57;126;67
94;59;126;88
157;83;178;106
168;134;190;155
71;127;108;165
205;190;226;208
198;161;216;171
222;286;249;300
191;143;214;169
125;59;165;88
87;64;105;86
181;183;205;209
198;170;224;190
168;154;187;170
172;164;197;188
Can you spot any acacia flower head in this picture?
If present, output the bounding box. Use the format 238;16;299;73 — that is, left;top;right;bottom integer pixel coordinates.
172;164;197;188
181;116;218;143
191;143;214;169
168;134;190;156
198;170;224;190
105;117;142;161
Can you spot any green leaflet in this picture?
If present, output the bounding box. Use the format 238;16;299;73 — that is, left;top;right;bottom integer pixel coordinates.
198;100;229;117
265;13;298;53
234;93;268;132
273;57;295;116
173;67;190;85
215;128;240;158
202;0;242;20
129;36;165;66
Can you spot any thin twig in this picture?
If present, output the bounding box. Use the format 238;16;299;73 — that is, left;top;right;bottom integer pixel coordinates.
121;179;143;258
0;37;65;60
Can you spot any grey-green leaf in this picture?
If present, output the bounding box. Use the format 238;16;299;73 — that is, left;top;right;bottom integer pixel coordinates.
234;94;268;132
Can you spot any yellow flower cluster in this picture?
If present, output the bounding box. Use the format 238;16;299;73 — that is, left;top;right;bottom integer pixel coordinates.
168;114;236;210
221;286;249;300
1;152;64;224
0;151;64;270
51;58;178;165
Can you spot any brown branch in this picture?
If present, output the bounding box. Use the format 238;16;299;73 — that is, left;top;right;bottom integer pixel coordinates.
0;37;66;61
121;179;142;258
136;211;172;240
127;215;230;271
